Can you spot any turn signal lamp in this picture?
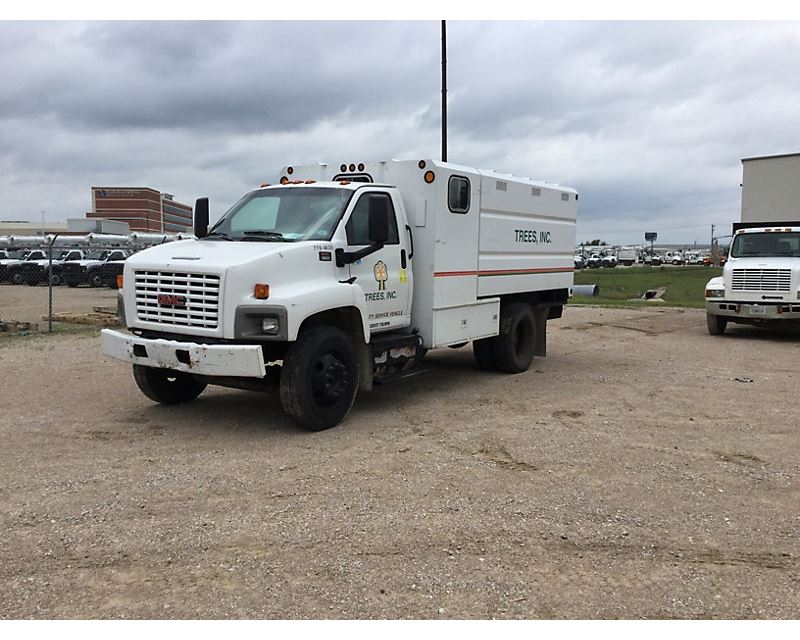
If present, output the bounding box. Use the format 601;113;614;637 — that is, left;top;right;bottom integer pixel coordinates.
117;275;124;289
254;284;270;299
424;170;435;184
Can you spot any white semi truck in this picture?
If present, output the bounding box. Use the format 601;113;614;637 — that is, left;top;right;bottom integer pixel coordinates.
101;159;577;429
705;153;800;335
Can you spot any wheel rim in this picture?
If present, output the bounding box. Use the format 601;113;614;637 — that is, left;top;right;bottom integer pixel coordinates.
310;351;351;408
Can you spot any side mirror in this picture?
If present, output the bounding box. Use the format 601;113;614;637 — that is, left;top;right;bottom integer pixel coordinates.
368;196;390;245
194;197;209;238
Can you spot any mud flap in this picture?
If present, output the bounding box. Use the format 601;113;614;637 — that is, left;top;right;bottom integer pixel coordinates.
534;309;547;357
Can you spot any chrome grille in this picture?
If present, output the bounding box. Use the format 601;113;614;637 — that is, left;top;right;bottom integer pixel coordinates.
134;270;220;329
731;268;791;292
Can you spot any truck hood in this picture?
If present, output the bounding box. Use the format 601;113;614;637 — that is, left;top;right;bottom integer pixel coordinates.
726;256;800;270
126;238;303;271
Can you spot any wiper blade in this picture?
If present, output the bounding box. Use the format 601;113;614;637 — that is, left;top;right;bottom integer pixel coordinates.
240;231;291;242
202;232;233;241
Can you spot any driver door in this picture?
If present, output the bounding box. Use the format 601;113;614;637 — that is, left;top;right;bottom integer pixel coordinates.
344;190;412;333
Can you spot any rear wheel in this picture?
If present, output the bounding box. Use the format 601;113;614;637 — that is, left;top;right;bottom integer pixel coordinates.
706;313;728;335
493;302;536;373
280;326;359;431
132;364;207;405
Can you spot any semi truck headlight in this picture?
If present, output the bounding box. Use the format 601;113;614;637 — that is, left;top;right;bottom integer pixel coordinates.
705;289;724;298
261;316;280;334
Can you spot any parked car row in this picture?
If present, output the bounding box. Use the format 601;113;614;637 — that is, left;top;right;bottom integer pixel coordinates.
0;248;130;287
575;253;618;269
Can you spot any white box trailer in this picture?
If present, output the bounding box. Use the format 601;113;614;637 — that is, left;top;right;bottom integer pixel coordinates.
101;158;577;429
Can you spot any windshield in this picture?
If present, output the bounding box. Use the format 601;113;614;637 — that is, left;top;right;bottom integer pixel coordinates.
207;187;352;242
731;232;800;258
86;250;109;260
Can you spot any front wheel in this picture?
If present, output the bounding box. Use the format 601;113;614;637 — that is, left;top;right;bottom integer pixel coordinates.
706;313;728;335
280;326;359;431
132;364;207;404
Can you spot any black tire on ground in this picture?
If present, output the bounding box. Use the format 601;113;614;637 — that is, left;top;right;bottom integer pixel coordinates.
473;338;497;371
279;326;359;431
706;313;728;336
10;272;23;285
492;302;537;374
91;274;103;288
67;282;78;288
49;274;62;286
132;364;207;405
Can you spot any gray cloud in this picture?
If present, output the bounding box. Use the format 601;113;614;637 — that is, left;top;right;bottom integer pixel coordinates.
1;20;798;244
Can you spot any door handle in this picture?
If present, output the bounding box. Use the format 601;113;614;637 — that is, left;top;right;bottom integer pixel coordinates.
401;249;407;269
405;224;414;259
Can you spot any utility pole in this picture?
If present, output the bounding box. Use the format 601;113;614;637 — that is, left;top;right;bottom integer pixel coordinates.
441;20;447;163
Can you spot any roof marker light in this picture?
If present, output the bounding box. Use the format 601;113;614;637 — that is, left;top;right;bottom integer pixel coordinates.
340;164;347;172
424;170;435;183
418;160;427;169
358;163;365;171
287;167;294;175
280;176;289;184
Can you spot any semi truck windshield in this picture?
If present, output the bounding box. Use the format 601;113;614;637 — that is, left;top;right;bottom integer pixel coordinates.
731;232;800;258
207;187;352;242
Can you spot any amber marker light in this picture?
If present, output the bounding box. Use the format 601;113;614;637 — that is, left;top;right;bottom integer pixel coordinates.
287;167;294;175
418;160;427;169
358;163;365;171
254;284;270;299
349;164;356;172
280;176;289;184
424;170;435;183
117;275;124;289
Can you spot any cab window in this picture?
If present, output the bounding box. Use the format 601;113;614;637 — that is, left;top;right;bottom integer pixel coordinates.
346;193;399;245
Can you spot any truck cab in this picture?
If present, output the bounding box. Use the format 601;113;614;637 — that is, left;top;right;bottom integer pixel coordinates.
102;159;577;430
705;226;800;334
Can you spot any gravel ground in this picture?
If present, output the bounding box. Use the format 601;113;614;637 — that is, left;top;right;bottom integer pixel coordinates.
0;305;798;619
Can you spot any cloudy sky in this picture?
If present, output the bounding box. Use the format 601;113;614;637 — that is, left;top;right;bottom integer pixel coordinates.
1;20;799;245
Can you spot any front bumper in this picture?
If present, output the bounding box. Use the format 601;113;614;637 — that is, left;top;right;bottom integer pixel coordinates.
706;300;800;320
101;329;267;378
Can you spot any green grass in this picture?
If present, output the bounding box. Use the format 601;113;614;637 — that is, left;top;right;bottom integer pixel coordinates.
572;266;722;309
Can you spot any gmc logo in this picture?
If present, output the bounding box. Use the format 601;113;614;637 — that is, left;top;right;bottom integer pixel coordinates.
157;294;186;307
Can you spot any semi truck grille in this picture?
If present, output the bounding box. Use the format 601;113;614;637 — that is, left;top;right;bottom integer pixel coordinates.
731;268;791;292
134;270;221;329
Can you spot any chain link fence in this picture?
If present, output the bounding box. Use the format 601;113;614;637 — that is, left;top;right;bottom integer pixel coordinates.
0;233;190;334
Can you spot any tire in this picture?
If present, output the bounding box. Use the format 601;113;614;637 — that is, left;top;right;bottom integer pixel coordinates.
707;313;728;336
492;302;537;374
473;338;497;371
49;274;62;286
10;272;23;285
132;364;207;405
91;274;103;288
67;282;78;288
279;326;359;431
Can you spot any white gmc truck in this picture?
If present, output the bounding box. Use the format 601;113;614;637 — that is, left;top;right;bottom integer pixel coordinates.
101;159;577;429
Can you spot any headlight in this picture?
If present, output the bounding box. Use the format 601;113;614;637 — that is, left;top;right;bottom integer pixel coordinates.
261;316;280;334
705;289;724;298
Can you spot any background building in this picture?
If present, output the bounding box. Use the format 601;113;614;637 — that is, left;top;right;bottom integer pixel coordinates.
86;187;193;232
